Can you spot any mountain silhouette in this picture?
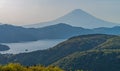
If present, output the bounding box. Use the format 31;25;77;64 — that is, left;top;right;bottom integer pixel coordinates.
0;23;120;43
25;9;119;28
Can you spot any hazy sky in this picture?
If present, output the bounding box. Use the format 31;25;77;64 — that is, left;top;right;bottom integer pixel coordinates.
0;0;120;25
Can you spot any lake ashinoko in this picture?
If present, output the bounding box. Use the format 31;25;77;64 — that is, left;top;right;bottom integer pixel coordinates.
0;39;65;54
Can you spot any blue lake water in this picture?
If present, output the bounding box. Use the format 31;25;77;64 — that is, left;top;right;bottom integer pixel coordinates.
0;39;65;54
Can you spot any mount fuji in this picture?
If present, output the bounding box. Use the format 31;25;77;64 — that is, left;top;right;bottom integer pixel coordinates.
24;9;119;29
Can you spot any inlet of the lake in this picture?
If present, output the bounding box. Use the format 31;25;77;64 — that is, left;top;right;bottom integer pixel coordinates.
0;39;65;54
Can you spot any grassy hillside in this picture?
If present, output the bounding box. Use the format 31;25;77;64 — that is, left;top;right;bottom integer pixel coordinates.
53;50;120;71
96;37;120;49
52;35;120;71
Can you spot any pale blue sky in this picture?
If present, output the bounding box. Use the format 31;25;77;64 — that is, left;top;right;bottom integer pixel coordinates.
0;0;120;25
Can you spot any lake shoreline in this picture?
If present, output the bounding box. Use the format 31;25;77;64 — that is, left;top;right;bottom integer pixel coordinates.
0;39;66;54
0;44;10;51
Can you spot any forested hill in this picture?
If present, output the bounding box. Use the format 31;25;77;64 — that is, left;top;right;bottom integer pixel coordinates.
53;35;120;71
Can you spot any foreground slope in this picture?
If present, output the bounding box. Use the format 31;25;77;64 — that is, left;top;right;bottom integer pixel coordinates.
96;37;120;49
0;63;63;71
53;37;120;71
53;50;120;71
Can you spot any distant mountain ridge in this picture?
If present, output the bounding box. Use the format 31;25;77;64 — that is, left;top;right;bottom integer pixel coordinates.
0;23;120;43
0;23;93;43
24;9;119;28
0;24;39;43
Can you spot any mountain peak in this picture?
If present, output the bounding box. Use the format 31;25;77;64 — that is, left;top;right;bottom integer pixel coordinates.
65;9;90;17
56;23;72;27
41;23;73;29
71;9;86;14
